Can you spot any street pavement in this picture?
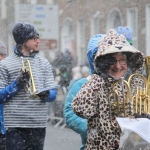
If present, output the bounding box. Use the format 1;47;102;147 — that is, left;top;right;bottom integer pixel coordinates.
44;87;81;150
44;122;81;150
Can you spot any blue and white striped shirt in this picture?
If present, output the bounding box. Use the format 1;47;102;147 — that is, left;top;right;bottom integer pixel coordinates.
0;52;56;128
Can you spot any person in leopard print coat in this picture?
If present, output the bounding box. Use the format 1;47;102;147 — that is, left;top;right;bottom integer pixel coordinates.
72;29;144;150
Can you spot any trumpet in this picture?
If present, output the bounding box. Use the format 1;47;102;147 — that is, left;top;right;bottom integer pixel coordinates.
109;56;150;126
21;57;38;98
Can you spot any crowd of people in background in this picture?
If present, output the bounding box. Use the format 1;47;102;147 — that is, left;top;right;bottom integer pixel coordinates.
49;49;90;120
52;50;74;87
51;50;90;90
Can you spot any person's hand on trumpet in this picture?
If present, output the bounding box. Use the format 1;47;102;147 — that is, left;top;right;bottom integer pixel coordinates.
16;69;30;89
37;90;50;102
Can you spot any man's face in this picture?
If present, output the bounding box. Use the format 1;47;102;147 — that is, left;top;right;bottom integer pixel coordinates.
108;53;127;79
0;54;6;60
23;35;40;52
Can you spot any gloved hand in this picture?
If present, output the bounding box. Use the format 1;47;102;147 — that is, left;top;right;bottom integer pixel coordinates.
16;70;30;88
133;113;150;119
37;90;50;102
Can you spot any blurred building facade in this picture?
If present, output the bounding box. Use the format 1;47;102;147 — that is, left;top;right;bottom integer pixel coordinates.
0;0;150;64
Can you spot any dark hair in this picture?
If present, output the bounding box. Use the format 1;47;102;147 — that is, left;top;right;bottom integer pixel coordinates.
127;52;144;73
94;52;134;75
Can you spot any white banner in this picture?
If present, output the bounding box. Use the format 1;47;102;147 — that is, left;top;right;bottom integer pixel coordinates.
15;4;59;50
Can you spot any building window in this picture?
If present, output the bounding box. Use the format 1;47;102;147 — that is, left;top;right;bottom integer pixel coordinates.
18;0;28;3
127;7;138;48
46;0;53;4
0;0;7;19
77;18;86;64
61;18;75;56
30;0;37;4
146;4;150;55
14;0;20;4
65;0;75;2
91;11;100;36
106;8;122;32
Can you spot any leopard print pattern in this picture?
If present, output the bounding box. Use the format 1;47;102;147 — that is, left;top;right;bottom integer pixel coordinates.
72;74;146;150
129;75;146;96
95;29;141;61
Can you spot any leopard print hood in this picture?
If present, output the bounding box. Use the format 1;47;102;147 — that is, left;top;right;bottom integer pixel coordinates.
94;29;144;77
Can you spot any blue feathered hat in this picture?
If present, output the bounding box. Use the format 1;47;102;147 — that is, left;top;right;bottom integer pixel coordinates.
115;26;133;45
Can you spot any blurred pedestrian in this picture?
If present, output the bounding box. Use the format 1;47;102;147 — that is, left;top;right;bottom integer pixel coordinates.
64;34;105;150
52;52;64;72
59;50;74;87
81;65;90;78
0;22;57;150
0;41;7;60
52;50;74;88
0;41;7;150
72;66;82;80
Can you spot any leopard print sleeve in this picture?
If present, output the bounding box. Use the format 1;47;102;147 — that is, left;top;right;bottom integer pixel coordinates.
72;74;105;119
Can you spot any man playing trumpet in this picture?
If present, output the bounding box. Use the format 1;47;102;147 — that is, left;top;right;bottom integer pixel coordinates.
72;29;147;149
0;22;57;150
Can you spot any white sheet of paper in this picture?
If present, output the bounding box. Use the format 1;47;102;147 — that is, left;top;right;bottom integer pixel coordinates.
116;117;150;143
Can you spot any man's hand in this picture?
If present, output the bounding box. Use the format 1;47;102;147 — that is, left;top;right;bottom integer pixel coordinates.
16;70;30;88
37;90;50;101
